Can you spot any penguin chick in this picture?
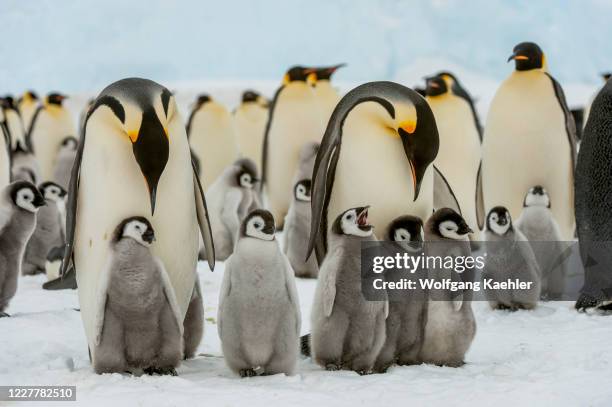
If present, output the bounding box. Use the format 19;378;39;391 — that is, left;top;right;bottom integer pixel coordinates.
218;210;301;377
483;206;541;310
284;179;318;278
0;181;45;316
203;158;261;261
93;217;183;375
52;136;78;190
311;206;388;375
516;186;567;300
22;182;66;276
182;274;204;359
375;215;427;373
419;208;476;367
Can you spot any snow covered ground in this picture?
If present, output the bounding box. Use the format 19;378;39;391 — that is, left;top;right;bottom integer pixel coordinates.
2;258;612;407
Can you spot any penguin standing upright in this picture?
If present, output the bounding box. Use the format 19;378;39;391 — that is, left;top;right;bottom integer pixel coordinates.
58;78;215;364
233;90;268;170
1;96;27;151
27;93;76;181
434;72;483;140
17;91;39;132
187;94;239;188
0;107;10;190
309;64;345;123
262;66;324;227
308;81;440;261
52;136;78;190
425;74;484;238
482;42;576;240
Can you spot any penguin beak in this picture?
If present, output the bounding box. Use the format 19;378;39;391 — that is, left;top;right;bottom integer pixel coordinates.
507;53;529;62
33;195;46;208
130;109;170;216
398;121;426;200
142;228;156;244
356;206;373;231
458;223;473;235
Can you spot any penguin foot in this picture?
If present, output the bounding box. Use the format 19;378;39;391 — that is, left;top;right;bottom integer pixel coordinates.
575;293;600;311
356;369;373;376
0;312;10;318
239;368;257;378
43;267;77;290
300;334;311;357
143;366;178;376
325;363;341;371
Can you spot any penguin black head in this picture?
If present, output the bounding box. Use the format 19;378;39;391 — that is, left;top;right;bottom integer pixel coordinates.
387;215;423;243
2;96;17;110
88;78;175;216
508;42;545;71
523;185;551;208
294;179;312;202
38;181;67;202
308;64;346;81
60;136;78;151
241;209;275;241
22;90;39;102
601;72;612;82
9;181;46;213
234;158;258;189
428;208;472;241
425;75;448;97
194;94;211;109
486;206;513;236
114;216;155;246
242;90;260;103
331;206;373;237
46;93;67;106
283;66;314;85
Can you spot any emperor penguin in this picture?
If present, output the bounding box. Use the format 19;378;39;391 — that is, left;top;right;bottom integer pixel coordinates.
308;81;440;262
420;208;476;367
17;90;39;132
187;94;239;188
261;66;324;227
434;71;483;140
575;79;612;311
52;136;78;190
425;74;484;239
482;42;576;240
310;206;387;374
57;78;215;362
22;181;66;276
0;181;46;316
204;158;261;261
0;107;10;190
218;209;301;377
93;217;183;375
27;93;76;181
1;96;27;151
233;90;269;169
483;206;541;310
309;64;345;122
516;186;567;300
375;215;427;373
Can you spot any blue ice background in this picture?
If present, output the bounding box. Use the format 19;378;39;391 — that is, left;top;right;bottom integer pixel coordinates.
1;0;611;94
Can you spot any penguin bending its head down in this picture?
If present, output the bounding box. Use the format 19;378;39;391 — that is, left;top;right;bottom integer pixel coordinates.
54;78;215;361
218;209;301;377
308;81;440;262
93;217;183;375
419;208;475;367
482;42;576;240
0;181;45;316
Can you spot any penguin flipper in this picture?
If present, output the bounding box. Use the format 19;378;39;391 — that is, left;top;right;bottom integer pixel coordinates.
155;258;184;336
475;161;485;230
192;161;216;271
545;73;577;169
433;165;461;215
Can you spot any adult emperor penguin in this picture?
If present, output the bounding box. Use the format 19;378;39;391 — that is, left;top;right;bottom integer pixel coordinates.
1;96;27;150
0;107;10;190
27;93;76;181
309;64;345;123
425;74;484;239
434;72;482;140
262;66;324;227
308;81;440;262
17;91;39;132
187;94;239;188
482;42;576;240
233;90;268;169
58;78;215;361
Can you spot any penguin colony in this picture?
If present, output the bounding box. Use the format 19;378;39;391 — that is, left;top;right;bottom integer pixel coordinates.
0;39;603;378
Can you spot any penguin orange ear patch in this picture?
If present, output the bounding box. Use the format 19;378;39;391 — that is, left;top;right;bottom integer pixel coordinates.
399;120;417;134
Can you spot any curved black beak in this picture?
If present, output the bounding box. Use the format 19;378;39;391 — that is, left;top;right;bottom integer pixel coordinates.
142;228;156;244
33;194;46;208
458;222;474;235
132;108;169;216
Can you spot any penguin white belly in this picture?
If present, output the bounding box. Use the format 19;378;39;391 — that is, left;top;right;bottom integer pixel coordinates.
190;106;238;189
327;103;434;234
267;85;324;225
482;72;574;239
0;132;9;188
315;83;341;124
430;95;481;237
233;105;267;170
32;109;75;181
75;116;198;355
20;103;38;132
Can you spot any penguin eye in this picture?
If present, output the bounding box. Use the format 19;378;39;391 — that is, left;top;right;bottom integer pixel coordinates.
254;222;261;229
346;213;354;220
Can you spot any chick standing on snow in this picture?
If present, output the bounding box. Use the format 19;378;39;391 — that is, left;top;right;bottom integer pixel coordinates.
203;158;261;261
218;209;301;377
310;206;388;375
284;179;318;278
93;217;183;375
22;182;66;276
0;181;46;316
483;206;541;310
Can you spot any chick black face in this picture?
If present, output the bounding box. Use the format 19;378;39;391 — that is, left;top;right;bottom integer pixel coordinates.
425;76;448;97
38;181;67;201
235;158;258;189
331;206;373;237
387;215;424;242
523;185;551;208
428;208;472;240
10;181;46;213
294;179;312;202
508;42;544;71
486;206;512;236
242;209;276;241
115;216;156;246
